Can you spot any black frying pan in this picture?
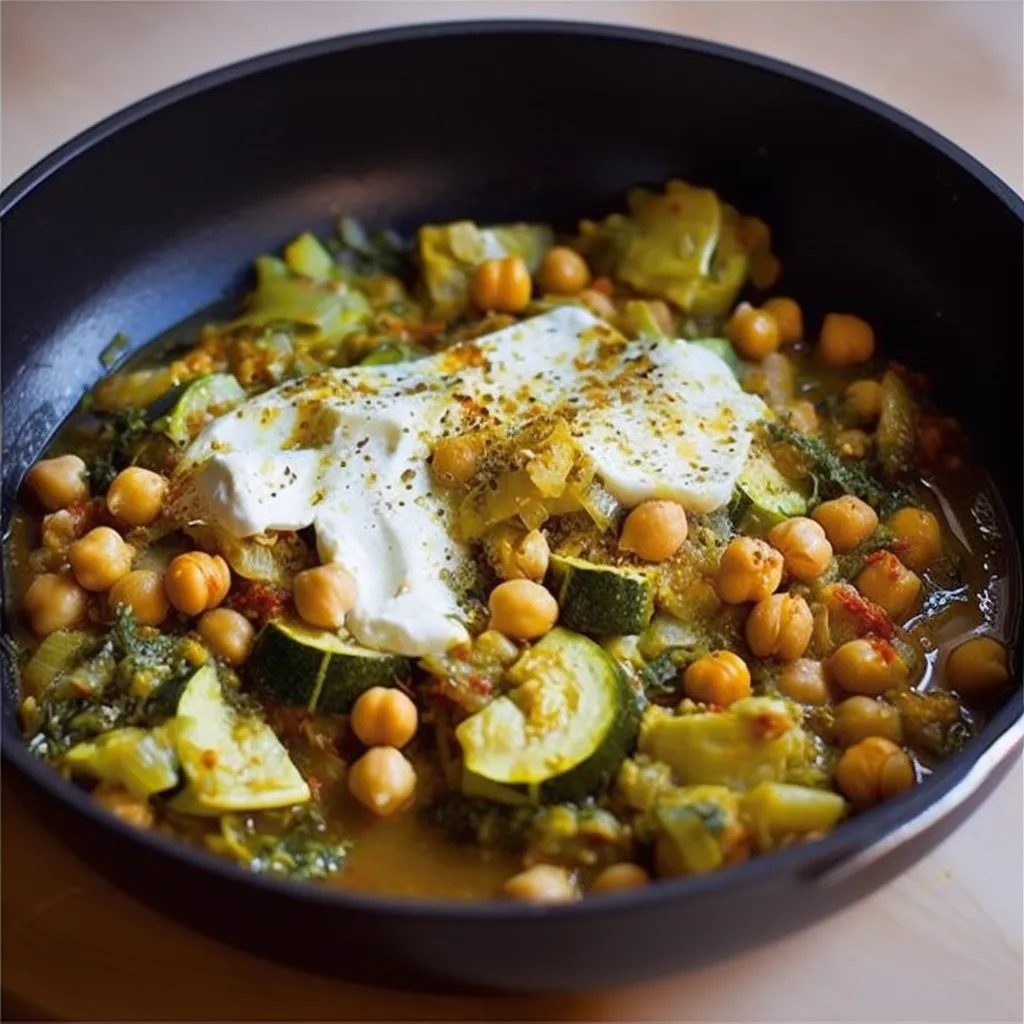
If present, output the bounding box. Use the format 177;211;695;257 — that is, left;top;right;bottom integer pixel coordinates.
2;22;1022;994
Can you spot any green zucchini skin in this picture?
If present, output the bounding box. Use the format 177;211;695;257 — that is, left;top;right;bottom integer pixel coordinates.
456;628;644;805
249;620;412;713
546;554;655;637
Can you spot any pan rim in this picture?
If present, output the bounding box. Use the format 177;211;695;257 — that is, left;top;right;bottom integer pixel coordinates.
1;17;1021;924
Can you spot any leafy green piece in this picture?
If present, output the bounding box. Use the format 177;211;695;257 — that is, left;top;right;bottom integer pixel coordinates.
99;332;130;368
88;408;151;491
213;806;349;881
335;217;411;278
876;370;917;478
889;690;972;761
421;795;538;848
525;803;633;868
766;422;913;516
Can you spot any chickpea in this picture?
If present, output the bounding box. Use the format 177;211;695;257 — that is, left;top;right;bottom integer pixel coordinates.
108;570;169;626
106;467;168;527
787;400;819;435
727;303;781;360
887;507;941;572
590;862;650;894
25;454;90;511
347;746;417;817
68;526;134;592
292;563;357;630
470;256;532;313
833;696;903;747
834;736;915;808
491;526;550;581
855;553;921;621
503;864;578;904
351;686;419;748
683;650;752;707
845;379;884;422
836;429;872;460
92;783;154;829
776;658;829;705
768;517;833;581
745;593;813;661
164;551;232;617
198;608;255;664
488;579;559;640
579;288;618;320
715;537;784;604
818;313;875;367
762;297;803;346
22;573;88;636
811;495;879;552
828;637;909;696
945;637;1010;699
618;500;688;562
537;246;591;296
431;434;483;489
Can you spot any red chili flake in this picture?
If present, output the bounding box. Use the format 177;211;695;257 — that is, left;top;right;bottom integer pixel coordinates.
752;711;789;741
864;550;888;565
868;636;898;664
466;674;494;696
832;583;895;639
307;775;324;802
590;276;614;296
890;538;911;554
200;749;218;769
226;580;290;625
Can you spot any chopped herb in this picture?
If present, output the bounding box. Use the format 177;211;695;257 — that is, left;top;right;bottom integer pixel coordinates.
333;217;411;278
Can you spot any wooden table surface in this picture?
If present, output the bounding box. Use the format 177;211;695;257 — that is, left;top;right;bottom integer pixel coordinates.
2;2;1022;1021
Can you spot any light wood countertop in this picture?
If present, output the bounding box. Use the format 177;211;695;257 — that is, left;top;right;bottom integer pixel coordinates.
2;3;1022;1021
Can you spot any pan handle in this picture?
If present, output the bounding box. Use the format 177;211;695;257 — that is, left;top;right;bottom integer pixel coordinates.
813;712;1024;887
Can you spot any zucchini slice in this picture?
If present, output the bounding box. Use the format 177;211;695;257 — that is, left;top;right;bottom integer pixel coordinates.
171;663;309;814
546;555;654;637
455;628;642;804
165;373;246;446
249;619;412;714
64;725;180;799
731;446;809;532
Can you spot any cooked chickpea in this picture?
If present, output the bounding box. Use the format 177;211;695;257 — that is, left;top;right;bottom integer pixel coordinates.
811;495;879;552
683;650;752;707
470;256;532;313
108;570;169;626
198;608;255;664
727;303;781;360
715;537;784;604
945;637;1011;699
292;563;357;630
776;658;829;705
761;297;803;346
768;517;832;581
503;864;578;904
590;862;650;894
351;686;419;748
68;526;134;592
25;454;89;511
488;579;559;640
745;593;814;661
22;573;88;636
887;507;942;572
106;467;168;527
493;527;550;581
164;551;231;617
537;246;591;295
833;696;903;747
431;434;483;489
845;379;884;422
618;500;688;562
828;637;909;696
579;287;618;320
855;553;921;621
835;736;915;808
836;429;872;460
819;313;875;367
92;783;154;829
787;400;819;435
347;746;417;817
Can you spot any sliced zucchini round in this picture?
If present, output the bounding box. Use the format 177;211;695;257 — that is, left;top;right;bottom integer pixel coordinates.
164;373;246;446
546;554;654;637
730;446;809;533
249;619;412;714
455;627;642;804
